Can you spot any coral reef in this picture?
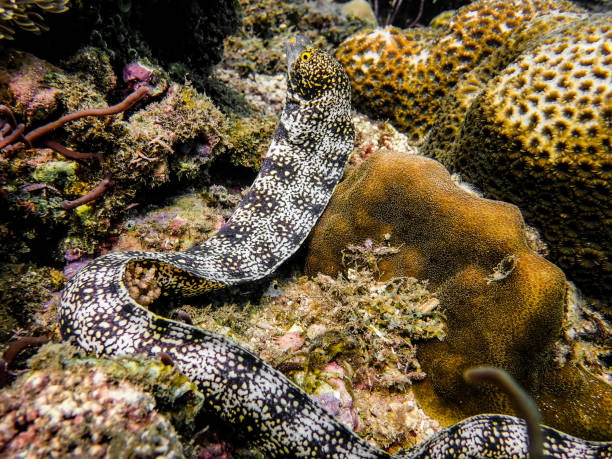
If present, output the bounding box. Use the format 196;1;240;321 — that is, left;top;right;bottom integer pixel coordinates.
112;188;244;255
5;0;240;88
553;282;612;385
4;0;609;453
0;49;248;265
336;0;611;304
0;336;48;388
341;0;377;26
306;150;612;440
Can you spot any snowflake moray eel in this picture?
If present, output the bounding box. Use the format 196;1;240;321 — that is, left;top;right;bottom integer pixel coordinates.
58;36;612;459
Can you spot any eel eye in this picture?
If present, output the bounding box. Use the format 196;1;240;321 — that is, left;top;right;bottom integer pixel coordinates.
300;51;312;62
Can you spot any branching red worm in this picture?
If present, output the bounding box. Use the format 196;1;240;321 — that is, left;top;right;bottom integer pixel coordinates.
0;124;25;149
24;86;151;144
43;139;103;161
61;174;113;210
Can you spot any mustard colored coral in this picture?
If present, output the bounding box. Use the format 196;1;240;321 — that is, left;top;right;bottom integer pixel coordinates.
336;0;611;304
336;0;581;143
306;151;612;441
433;14;612;303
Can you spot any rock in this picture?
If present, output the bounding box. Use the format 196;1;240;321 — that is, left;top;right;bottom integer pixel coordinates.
306;151;612;440
341;0;377;26
0;51;61;123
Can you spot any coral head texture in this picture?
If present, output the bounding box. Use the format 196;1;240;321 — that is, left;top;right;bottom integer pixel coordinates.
336;0;611;306
306;151;612;440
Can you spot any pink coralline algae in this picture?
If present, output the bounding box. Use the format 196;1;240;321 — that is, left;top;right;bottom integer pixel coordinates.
123;61;167;95
63;258;93;279
0;52;61;122
312;362;359;431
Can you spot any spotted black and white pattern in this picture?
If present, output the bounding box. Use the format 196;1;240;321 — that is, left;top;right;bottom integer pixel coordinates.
57;37;612;459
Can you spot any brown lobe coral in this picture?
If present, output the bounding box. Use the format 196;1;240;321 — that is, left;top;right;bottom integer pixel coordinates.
306;151;612;440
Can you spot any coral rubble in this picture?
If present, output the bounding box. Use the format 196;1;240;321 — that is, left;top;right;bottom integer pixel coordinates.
336;0;611;305
179;242;445;451
306;151;612;440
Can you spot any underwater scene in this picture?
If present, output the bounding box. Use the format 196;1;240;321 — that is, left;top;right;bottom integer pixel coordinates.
0;0;611;457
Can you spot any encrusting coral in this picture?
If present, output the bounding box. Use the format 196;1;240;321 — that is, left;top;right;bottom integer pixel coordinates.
336;0;611;305
306;150;612;441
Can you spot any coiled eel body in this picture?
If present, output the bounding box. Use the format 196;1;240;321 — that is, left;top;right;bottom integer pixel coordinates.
58;37;612;459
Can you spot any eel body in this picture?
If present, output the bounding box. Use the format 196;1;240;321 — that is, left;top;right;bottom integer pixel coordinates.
57;37;612;458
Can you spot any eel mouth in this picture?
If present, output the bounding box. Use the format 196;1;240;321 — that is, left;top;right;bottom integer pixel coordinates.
285;35;311;71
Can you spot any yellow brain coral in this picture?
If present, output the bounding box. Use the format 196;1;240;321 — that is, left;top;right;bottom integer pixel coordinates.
337;0;611;304
306;151;612;440
434;14;612;303
336;0;581;143
336;26;438;141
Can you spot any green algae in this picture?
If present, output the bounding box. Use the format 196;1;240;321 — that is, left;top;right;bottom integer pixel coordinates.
32;160;77;186
226;113;277;169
